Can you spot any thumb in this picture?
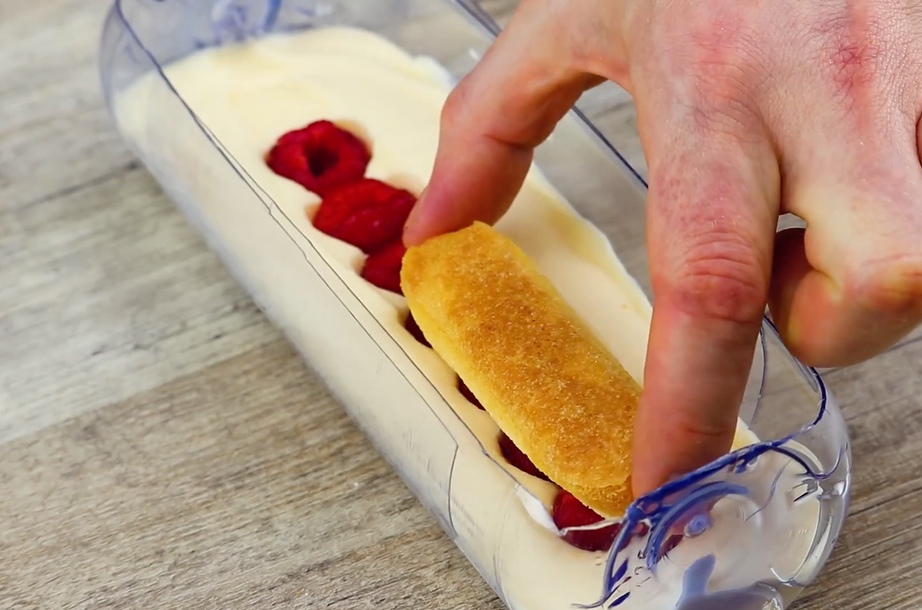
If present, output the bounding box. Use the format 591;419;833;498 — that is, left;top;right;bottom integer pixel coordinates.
402;2;604;246
630;83;781;497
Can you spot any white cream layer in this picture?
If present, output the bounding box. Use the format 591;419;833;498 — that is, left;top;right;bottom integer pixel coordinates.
113;26;820;610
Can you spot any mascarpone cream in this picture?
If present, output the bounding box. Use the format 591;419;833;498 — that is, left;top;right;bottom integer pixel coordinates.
113;26;822;610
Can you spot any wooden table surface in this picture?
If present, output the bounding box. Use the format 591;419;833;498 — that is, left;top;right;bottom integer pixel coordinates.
3;1;922;608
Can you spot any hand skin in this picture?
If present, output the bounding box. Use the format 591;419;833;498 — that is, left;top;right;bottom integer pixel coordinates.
403;0;922;498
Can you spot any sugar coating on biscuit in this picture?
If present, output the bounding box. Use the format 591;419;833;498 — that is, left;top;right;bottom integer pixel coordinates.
401;222;640;517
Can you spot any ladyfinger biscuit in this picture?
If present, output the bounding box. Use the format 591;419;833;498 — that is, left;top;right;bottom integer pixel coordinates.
400;222;640;517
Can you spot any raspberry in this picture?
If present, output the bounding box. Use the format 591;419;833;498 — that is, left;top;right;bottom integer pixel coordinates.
458;377;485;410
662;533;683;557
552;490;623;552
404;312;431;348
313;179;417;253
498;432;550;481
360;241;407;295
266;120;371;196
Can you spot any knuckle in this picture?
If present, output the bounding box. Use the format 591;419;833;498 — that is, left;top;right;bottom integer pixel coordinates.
846;254;922;317
685;33;764;99
440;82;469;129
660;229;769;325
806;1;916;119
650;4;768;137
811;6;882;76
812;14;883;102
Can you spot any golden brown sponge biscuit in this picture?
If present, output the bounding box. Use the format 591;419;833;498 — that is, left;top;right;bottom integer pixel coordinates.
401;222;640;517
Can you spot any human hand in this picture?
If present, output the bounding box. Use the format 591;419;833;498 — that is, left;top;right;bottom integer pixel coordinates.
403;0;922;497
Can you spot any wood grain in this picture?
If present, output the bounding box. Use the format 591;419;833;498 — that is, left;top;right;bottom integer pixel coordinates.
1;1;919;609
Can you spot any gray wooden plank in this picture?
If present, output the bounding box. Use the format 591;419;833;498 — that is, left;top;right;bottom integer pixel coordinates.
0;164;277;444
0;0;129;212
0;341;502;610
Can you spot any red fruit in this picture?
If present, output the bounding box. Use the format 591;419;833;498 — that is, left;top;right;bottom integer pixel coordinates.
312;179;416;253
498;432;550;481
458;377;485;410
360;241;406;295
266;120;371;196
662;533;683;557
552;490;623;552
404;312;431;348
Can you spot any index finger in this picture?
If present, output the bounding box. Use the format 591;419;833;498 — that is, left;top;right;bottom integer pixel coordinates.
402;2;604;245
